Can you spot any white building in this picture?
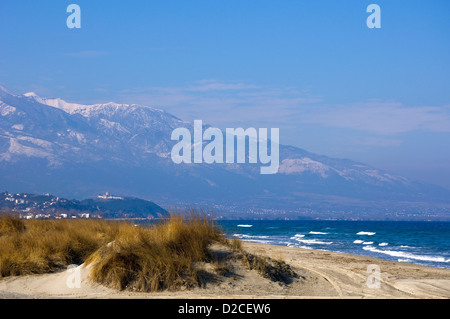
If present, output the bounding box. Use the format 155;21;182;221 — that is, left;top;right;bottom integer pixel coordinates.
97;192;124;200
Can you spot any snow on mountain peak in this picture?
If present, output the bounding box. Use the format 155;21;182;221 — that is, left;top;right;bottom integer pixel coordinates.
24;92;39;98
22;91;161;119
24;93;87;114
0;102;16;116
279;158;330;177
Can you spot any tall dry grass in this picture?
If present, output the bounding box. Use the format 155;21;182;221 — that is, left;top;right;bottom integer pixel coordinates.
0;211;225;292
0;214;121;277
86;212;223;291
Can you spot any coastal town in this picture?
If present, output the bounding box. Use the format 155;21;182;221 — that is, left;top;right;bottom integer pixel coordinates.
0;191;168;220
0;191;101;219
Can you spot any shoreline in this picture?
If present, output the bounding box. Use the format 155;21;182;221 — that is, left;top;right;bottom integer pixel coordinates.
242;242;450;298
221;219;450;270
240;240;450;271
0;241;449;299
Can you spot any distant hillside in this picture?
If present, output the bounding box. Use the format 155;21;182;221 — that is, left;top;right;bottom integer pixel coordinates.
0;192;168;219
78;195;169;219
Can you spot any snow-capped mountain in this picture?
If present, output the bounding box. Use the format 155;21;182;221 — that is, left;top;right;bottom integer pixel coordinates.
0;86;188;165
1;86;449;219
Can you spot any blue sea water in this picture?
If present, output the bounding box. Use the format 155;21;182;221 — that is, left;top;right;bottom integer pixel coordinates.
217;220;450;269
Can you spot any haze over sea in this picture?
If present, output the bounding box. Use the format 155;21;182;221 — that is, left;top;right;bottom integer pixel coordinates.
217;220;450;269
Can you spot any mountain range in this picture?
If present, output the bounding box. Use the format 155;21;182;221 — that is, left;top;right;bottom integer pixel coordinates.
1;85;449;220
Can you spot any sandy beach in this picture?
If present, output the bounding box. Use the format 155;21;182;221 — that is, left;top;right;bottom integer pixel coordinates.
0;241;449;299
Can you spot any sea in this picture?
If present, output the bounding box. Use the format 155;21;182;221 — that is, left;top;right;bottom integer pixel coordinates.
217;220;450;269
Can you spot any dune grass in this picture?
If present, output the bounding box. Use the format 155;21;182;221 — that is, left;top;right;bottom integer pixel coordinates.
85;212;223;291
0;211;224;291
0;213;121;277
0;211;298;292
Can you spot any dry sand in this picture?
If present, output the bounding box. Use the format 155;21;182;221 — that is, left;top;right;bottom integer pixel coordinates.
0;241;449;299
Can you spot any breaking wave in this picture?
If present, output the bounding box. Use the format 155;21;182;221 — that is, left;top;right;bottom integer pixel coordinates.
363;246;450;263
357;231;376;236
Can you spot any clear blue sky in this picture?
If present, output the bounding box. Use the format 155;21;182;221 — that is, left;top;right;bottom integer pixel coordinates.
1;0;450;188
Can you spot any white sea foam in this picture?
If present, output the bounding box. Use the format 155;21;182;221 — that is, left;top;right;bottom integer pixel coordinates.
357;231;376;236
234;238;269;244
398;259;413;263
362;241;374;245
237;224;253;228
235;234;269;239
233;234;271;244
309;231;328;235
287;243;312;250
290;234;305;239
294;238;333;245
246;239;271;244
353;240;364;244
378;243;389;246
363;246;450;263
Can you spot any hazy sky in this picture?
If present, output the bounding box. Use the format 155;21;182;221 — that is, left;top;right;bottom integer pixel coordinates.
1;0;449;189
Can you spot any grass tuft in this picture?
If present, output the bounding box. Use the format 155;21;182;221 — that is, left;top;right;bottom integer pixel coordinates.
0;210;298;291
240;252;298;284
0;214;26;236
0;211;224;292
86;213;222;291
0;214;120;277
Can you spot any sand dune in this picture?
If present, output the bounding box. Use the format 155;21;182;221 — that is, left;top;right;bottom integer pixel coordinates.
0;242;449;299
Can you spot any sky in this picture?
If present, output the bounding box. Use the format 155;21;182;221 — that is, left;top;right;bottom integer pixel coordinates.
0;0;449;189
